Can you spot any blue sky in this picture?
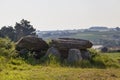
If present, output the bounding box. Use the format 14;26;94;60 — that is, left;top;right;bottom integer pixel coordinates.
0;0;120;31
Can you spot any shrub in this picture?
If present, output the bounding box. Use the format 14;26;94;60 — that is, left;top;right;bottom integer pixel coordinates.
9;58;25;65
0;37;17;58
91;55;107;68
0;56;6;70
0;37;14;49
88;48;120;68
91;54;120;68
88;48;100;57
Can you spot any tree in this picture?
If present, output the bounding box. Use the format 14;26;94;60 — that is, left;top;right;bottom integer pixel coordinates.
116;27;120;31
14;19;36;41
0;26;15;41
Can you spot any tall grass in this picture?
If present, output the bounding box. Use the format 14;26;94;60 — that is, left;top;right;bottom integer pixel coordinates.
89;48;120;68
0;37;17;58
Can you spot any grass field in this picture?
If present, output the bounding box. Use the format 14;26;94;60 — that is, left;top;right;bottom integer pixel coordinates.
101;53;120;61
0;38;120;80
69;31;118;40
0;65;120;80
0;52;120;80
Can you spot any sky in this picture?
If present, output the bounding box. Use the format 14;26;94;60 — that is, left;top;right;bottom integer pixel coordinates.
0;0;120;31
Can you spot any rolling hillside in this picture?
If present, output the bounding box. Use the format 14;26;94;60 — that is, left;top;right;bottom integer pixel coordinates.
37;30;120;47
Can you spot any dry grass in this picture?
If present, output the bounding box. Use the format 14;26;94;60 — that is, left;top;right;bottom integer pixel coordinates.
1;66;120;80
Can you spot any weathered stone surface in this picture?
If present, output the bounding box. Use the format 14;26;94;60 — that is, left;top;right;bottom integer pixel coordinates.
81;50;91;60
59;49;69;58
16;36;49;51
67;49;82;63
16;36;49;59
19;49;29;55
51;38;93;50
50;38;92;58
45;47;61;58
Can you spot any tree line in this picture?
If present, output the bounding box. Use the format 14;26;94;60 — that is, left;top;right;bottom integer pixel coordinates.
0;19;36;41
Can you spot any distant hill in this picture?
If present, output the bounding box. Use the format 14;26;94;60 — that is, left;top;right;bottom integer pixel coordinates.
37;27;120;47
89;26;109;31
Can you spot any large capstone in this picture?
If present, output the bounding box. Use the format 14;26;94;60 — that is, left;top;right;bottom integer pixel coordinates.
51;38;93;58
16;36;49;58
51;38;93;50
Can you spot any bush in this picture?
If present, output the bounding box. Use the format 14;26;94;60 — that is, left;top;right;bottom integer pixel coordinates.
0;38;17;58
91;54;120;68
91;55;107;68
0;37;14;49
88;48;100;57
88;48;120;68
0;56;6;70
9;58;25;65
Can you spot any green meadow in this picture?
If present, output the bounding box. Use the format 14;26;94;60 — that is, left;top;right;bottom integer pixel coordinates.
0;38;120;80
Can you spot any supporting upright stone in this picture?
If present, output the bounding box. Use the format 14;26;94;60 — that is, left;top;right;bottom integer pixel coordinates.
81;49;91;60
67;49;82;63
45;47;61;58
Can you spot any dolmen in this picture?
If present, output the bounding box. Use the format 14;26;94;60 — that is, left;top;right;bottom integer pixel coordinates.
46;38;93;63
16;36;93;63
50;38;93;60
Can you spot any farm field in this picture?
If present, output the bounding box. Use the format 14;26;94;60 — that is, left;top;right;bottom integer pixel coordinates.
69;31;120;40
